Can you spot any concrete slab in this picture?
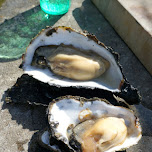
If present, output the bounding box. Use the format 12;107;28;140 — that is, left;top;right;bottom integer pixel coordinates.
92;0;152;75
0;0;152;151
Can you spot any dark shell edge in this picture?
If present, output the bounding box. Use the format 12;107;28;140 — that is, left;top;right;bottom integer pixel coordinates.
46;95;137;152
5;72;140;106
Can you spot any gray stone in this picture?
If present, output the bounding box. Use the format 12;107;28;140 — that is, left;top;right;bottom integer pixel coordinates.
0;0;152;151
127;136;152;152
0;0;39;23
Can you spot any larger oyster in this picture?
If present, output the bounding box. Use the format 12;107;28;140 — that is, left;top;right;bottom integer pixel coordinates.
22;26;124;92
40;96;142;152
19;26;140;105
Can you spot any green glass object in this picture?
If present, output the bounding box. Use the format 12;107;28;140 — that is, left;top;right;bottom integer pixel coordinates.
40;0;71;15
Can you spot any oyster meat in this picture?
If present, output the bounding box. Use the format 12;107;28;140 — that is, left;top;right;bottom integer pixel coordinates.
44;96;142;152
31;44;110;81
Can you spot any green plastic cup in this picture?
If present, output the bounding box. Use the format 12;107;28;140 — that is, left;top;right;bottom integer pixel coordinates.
40;0;71;15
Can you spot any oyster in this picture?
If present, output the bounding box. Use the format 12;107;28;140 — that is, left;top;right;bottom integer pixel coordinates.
5;26;140;106
44;96;142;152
22;26;124;92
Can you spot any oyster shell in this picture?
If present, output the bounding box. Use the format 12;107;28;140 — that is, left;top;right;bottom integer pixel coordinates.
19;26;141;105
45;96;142;152
38;129;61;152
5;26;140;106
22;26;124;92
4;73;139;106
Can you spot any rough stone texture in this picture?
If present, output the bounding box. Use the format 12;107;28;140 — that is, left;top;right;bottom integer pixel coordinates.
92;0;152;75
119;0;152;35
0;0;152;151
0;0;39;23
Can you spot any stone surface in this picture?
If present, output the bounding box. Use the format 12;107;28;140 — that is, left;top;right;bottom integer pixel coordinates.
0;3;62;59
92;0;152;75
0;0;152;151
0;0;39;23
119;0;152;35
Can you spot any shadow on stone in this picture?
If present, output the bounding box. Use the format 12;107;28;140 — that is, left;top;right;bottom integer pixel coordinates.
135;104;152;136
72;0;121;46
0;5;63;62
1;101;48;131
28;131;50;152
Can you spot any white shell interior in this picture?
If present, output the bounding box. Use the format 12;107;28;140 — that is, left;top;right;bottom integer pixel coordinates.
23;27;123;92
41;130;61;152
49;98;142;152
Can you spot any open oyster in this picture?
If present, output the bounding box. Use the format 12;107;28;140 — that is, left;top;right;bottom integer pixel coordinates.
22;26;124;92
41;96;142;152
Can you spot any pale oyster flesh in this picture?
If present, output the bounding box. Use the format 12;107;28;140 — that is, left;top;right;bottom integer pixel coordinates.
73;117;127;152
31;44;110;81
48;97;142;152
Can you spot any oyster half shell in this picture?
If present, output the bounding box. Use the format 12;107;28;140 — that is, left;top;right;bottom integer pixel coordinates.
45;96;142;152
22;26;124;92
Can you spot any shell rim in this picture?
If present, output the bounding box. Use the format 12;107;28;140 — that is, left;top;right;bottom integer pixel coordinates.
47;95;142;152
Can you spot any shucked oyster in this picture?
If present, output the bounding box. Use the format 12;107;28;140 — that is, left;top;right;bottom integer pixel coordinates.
31;44;110;81
41;96;141;152
22;26;124;92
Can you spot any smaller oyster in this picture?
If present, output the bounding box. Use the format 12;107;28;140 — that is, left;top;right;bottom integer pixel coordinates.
46;96;142;152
